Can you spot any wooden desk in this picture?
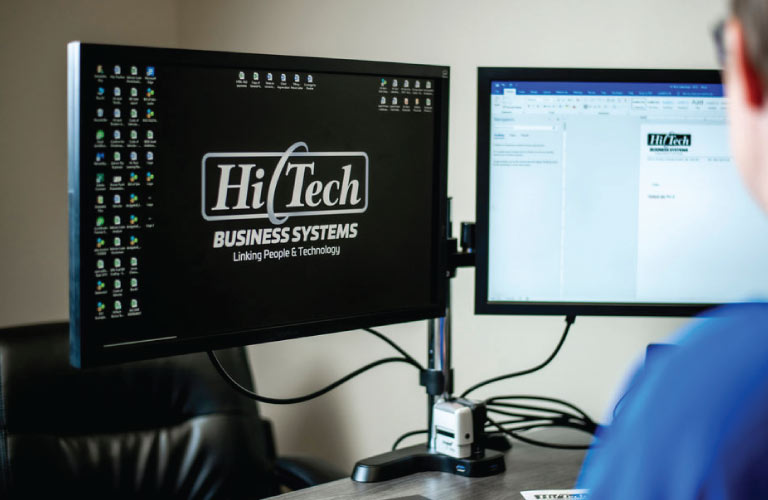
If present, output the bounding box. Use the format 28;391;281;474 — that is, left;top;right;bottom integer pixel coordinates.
273;429;589;500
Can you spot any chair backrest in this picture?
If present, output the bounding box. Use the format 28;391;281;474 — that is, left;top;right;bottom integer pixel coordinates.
0;321;279;498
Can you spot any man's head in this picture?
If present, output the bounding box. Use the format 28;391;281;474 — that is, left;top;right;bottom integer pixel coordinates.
725;0;768;210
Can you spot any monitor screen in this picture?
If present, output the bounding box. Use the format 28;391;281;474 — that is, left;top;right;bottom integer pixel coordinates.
476;68;768;316
68;43;448;367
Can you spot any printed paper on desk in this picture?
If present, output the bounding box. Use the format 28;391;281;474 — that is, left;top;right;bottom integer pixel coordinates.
521;489;588;500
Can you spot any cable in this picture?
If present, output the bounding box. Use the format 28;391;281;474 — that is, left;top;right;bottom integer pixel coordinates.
486;416;592;450
208;350;420;405
391;429;428;451
486;395;593;422
460;315;576;398
364;327;424;370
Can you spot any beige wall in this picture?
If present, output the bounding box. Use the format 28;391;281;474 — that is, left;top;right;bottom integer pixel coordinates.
0;0;725;473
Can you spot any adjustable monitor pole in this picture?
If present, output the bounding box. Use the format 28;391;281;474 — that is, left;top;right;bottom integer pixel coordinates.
351;203;506;482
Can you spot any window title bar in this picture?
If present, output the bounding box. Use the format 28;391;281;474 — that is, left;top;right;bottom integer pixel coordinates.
491;81;724;97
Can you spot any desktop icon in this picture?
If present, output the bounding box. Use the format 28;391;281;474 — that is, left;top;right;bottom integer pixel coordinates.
415;98;420;105
129;193;138;204
381;78;387;87
267;73;273;81
145;171;155;182
129;214;138;225
96;280;105;291
130;130;138;140
404;98;409;106
146;151;154;161
146;66;155;77
392;97;398;105
294;74;300;83
113;215;121;225
280;73;286;82
426;81;432;89
96;237;105;249
96;302;105;313
96;65;104;74
130;257;138;267
129;172;139;182
97;87;105;96
130;298;138;309
129;235;139;246
96;108;104;118
404;80;410;88
96;173;105;184
96;216;105;227
114;87;121;97
114;65;121;75
426;98;431;106
113;108;121;118
146;87;155;98
239;71;245;80
113;237;121;247
96;195;104;205
130;109;138;119
146;108;154;119
253;72;259;80
96;259;105;269
113;194;121;204
113;152;121;161
415;81;421;89
146;130;154;139
113;130;121;140
96;152;105;162
131;87;138;97
130;66;138;76
130;278;138;288
129;151;137;161
380;96;386;105
114;300;122;311
114;279;122;290
96;130;105;141
114;258;122;268
393;79;398;88
307;75;313;83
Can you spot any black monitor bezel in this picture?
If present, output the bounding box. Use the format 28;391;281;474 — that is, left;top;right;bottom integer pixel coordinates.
69;42;449;367
475;67;724;317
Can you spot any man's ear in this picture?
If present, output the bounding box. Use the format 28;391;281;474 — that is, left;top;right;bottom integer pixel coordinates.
728;18;765;108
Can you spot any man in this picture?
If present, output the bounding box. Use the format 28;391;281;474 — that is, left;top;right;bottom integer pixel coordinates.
578;1;768;498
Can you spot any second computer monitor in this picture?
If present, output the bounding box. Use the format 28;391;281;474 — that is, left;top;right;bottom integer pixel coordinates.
476;68;768;316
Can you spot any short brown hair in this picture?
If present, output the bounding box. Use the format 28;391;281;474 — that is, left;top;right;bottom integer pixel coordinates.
732;0;768;80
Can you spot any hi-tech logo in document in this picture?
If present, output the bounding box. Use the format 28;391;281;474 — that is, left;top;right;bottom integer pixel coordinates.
202;142;368;225
647;133;692;147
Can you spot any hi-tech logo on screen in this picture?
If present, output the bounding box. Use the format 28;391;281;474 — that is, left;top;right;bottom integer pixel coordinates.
202;142;368;225
647;133;692;147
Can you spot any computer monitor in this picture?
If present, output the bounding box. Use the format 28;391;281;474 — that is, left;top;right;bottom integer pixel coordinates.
68;43;448;368
476;68;768;316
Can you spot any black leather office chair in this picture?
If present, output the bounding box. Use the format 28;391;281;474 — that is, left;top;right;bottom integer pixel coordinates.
0;322;344;499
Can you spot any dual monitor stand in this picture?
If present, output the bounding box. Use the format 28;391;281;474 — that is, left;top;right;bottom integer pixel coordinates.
351;221;506;482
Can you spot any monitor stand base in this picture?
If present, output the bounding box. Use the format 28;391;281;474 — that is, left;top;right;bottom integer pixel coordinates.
351;443;506;483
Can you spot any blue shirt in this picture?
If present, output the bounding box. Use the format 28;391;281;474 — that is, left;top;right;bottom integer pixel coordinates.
578;302;768;499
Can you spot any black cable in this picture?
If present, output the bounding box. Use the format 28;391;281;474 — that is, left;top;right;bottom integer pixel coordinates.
486;401;583;422
391;429;428;451
486;395;593;423
486;416;593;450
460;315;576;398
208;350;421;405
364;327;424;370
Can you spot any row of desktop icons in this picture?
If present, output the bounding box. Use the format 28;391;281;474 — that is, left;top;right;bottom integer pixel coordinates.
98;86;155;98
380;78;431;89
238;71;313;83
98;107;155;119
96;172;155;184
95;129;155;141
380;96;431;106
96;299;139;314
96;278;138;292
96;151;154;162
96;256;138;270
96;214;139;227
97;65;155;77
96;235;139;248
96;192;140;204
